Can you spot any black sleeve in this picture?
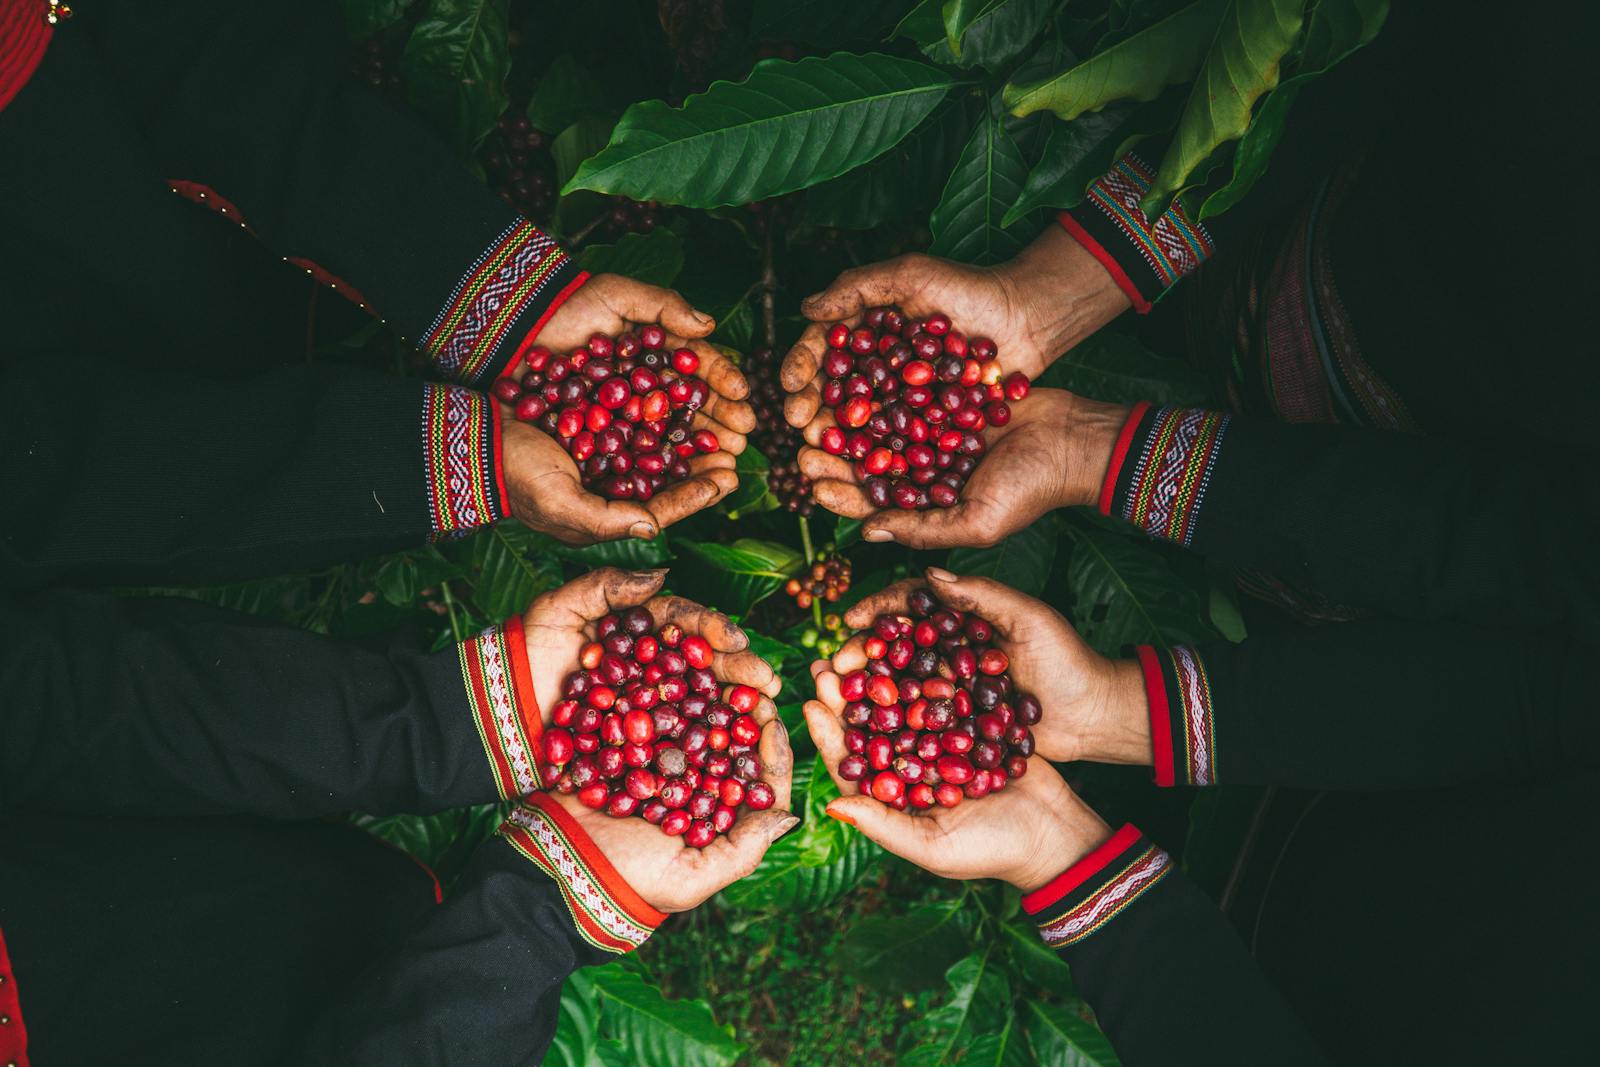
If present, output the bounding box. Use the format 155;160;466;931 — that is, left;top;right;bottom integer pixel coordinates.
0;357;507;588
303;798;666;1065
81;1;585;390
1023;827;1327;1066
1136;618;1600;791
1100;403;1600;636
0;587;549;818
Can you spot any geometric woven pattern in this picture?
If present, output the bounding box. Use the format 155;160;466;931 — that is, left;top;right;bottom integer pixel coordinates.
459;617;542;800
1084;154;1215;293
421;382;506;537
1121;405;1230;547
1023;824;1173;951
1137;644;1217;787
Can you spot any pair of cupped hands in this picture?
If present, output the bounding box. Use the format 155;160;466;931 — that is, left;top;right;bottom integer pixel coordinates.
525;565;1153;916
508;224;1135;548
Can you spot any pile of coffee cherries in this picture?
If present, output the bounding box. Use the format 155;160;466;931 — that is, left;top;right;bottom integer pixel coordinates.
838;587;1038;809
493;328;718;501
818;308;1031;510
540;607;777;848
784;553;851;610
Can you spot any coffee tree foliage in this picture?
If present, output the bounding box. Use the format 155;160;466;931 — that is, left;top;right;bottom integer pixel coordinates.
205;0;1392;1061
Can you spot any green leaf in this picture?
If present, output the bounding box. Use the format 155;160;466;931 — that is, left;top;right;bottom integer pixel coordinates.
1206;562;1249;642
804;99;976;230
589;964;745;1067
1004;0;1223;120
402;0;512;154
674;538;804;614
1142;0;1308;218
348;802;505;885
897;0;948;47
1024;1000;1121;1066
745;629;804;676
1199;0;1387;218
839;899;974;991
723;445;781;519
548;970;603;1067
751;0;909;47
1061;516;1212;654
943;0;1058;69
1002;94;1183;225
900;950;1012;1066
1035;328;1209;404
964;1014;1035;1067
526;54;607;135
548;536;674;569
929;97;1040;265
947;514;1060;597
1001;919;1077;997
474;523;562;620
578;229;686;288
565;53;957;208
341;0;412;39
553;116;618;187
722;816;882;910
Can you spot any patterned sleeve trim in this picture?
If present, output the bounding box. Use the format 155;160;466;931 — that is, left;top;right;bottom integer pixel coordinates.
459;616;543;800
421;218;589;389
422;383;510;538
1058;153;1215;313
1022;824;1174;950
1100;404;1230;548
1136;644;1217;787
500;793;667;954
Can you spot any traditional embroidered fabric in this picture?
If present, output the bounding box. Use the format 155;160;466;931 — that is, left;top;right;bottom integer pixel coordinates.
421;220;581;387
458;618;542;800
1111;405;1230;547
422;382;507;537
1023;825;1173;950
501;795;665;954
1138;645;1217;787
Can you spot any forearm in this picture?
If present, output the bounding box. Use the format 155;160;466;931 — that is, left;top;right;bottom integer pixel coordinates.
0;589;545;818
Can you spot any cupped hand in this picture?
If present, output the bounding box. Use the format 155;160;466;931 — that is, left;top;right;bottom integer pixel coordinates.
779;227;1131;430
536;273;716;355
805;666;1110;892
832;569;1151;767
554;712;797;912
520;567;784;727
793;387;1128;548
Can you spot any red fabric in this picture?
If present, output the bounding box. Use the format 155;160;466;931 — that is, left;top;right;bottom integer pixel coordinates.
1057;212;1153;314
1021;823;1143;914
1098;400;1152;516
488;401;511;520
502;614;542;752
527;793;667;926
502;271;591;379
0;0;51;116
1136;644;1176;788
0;925;30;1067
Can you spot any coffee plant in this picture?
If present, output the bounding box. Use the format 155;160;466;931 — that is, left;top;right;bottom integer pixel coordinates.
226;0;1394;1061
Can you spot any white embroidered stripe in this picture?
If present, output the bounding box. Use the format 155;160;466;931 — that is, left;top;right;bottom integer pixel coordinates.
1171;645;1213;786
471;626;539;795
1039;846;1172;948
506;805;654;950
426;384;496;530
424;222;565;380
1131;407;1228;546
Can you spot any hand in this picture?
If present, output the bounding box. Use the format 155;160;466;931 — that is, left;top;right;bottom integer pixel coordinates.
794;387;1129;547
780;226;1131;429
501;335;757;543
536;273;717;355
805;663;1110;892
832;569;1151;767
553;719;796;912
520;567;784;728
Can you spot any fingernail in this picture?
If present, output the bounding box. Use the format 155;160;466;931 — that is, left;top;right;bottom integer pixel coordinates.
802;292;822;305
632;567;669;580
630;522;658;539
926;567;957;582
692;309;714;325
824;803;855;827
864;527;892;543
771;814;802;842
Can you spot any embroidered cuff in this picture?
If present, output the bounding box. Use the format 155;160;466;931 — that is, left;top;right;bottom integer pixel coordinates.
459;616;543;800
422;383;510;538
1137;645;1217;787
500;793;667;954
421;219;589;388
1022;824;1174;950
1058;153;1215;314
1100;403;1230;547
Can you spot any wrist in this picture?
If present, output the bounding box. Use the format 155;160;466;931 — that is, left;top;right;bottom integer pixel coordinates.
1009;794;1114;894
1000;225;1133;366
1078;657;1156;766
1057;394;1133;509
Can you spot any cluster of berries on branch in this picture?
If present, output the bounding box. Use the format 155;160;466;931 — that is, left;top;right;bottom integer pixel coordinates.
743;345;813;514
493;328;718;501
839;588;1038;810
784;554;851;610
483;115;555;221
542;607;777;847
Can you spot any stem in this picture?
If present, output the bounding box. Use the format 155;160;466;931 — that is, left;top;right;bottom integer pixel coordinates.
798;514;815;565
759;221;778;350
566;210;610;251
440;580;466;647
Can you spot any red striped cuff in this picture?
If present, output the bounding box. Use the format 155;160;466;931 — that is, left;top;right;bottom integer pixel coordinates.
1137;644;1217;787
459;616;544;800
422;383;510;538
1101;404;1230;548
1022;824;1173;950
500;793;667;954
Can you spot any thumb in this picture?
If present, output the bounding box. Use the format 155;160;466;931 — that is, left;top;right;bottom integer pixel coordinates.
861;504;981;549
587;496;662;542
531;566;668;626
825;796;935;866
923;567;1039;636
602;276;714;337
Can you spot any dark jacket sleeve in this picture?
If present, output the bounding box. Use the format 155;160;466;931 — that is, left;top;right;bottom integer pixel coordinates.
0;587;547;818
1098;402;1600;636
303;796;666;1066
0;357;508;588
81;1;586;390
1134;618;1600;790
1022;825;1327;1066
